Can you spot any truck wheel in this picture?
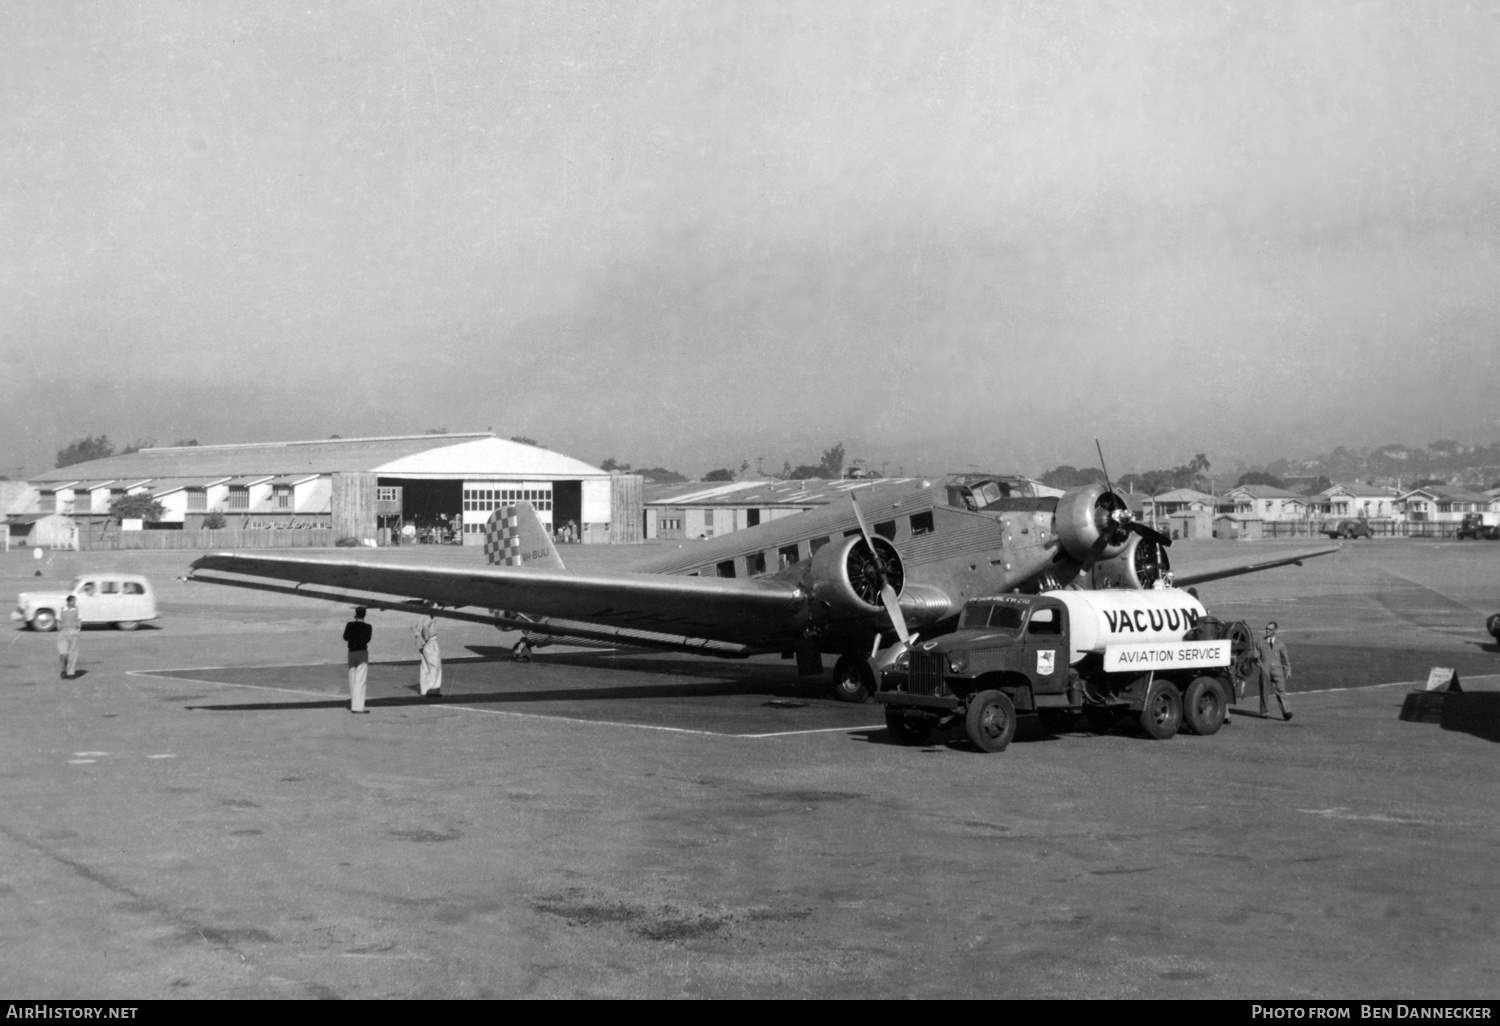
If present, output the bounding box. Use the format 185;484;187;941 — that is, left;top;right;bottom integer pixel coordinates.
830;654;875;703
1182;676;1226;736
965;690;1015;753
1487;613;1500;641
1138;681;1181;740
30;609;56;632
884;708;932;745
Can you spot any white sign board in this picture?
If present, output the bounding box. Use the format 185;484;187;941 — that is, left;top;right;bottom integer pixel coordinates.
1104;640;1231;673
120;518;143;531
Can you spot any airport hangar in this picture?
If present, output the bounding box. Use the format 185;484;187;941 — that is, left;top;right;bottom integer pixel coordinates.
19;433;643;546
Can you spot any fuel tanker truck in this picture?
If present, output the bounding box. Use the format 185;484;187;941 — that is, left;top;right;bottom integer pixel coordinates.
874;588;1254;753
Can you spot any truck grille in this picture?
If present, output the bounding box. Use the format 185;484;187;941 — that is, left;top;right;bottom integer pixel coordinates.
908;652;946;696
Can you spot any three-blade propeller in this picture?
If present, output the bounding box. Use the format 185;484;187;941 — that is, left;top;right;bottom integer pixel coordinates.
1083;439;1173;567
850;490;911;644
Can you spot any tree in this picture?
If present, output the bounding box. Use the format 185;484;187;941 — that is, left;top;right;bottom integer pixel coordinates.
600;457;631;472
108;493;166;523
122;437;156;455
56;435;114;468
172;438;200;447
202;509;228;529
1235;471;1287;489
636;467;687;484
1412;477;1448;489
703;468;736;482
510;436;539;446
788;464;823;480
818;443;846;478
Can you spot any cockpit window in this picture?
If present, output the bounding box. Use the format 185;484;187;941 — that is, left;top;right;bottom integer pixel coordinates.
975;482;1002;506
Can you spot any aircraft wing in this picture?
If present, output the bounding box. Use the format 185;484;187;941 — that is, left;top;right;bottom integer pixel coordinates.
1171;545;1341;588
188;553;808;645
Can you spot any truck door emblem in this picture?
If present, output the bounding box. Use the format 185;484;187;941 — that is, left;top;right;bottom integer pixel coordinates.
1037;650;1055;675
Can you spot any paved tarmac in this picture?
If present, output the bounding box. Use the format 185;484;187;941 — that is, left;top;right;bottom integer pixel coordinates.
2;538;1498;998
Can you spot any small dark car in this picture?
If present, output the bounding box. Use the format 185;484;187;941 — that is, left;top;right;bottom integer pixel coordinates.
1324;519;1372;540
1456;514;1500;540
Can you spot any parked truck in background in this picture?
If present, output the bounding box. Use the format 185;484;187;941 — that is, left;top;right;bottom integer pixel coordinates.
875;589;1254;753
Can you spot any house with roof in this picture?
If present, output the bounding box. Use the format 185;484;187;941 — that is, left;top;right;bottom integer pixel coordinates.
1317;483;1401;521
1396;485;1497;525
1219;485;1310;522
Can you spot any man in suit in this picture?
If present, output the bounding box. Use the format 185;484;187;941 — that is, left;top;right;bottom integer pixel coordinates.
1255;621;1293;721
344;607;373;713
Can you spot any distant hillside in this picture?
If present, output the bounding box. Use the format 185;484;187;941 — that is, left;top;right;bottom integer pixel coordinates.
1266;440;1500;489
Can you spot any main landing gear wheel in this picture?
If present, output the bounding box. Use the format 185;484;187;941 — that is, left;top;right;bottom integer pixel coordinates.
30;610;56;632
1182;676;1227;736
884;708;932;745
1138;681;1182;740
512;639;533;662
965;690;1016;753
830;654;876;703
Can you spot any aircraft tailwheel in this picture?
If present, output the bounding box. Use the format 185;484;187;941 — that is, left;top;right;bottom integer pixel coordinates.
512;639;533;662
830;654;876;703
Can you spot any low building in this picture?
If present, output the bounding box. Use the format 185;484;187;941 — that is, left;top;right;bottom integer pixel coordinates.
1214;513;1264;541
1142;488;1215;526
1220;485;1310;522
1318;483;1401;521
20;434;637;547
1396;485;1496;525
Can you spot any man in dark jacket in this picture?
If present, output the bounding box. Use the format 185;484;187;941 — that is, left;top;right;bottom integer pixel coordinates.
1254;621;1293;721
343;607;373;713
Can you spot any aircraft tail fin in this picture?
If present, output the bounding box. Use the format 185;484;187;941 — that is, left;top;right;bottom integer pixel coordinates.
484;503;566;570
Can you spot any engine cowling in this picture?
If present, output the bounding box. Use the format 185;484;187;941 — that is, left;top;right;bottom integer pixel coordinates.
808;534;905;621
1089;533;1172;590
1054;483;1128;562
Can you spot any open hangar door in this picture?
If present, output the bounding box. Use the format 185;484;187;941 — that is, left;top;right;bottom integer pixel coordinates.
380;478;462;542
553;481;582;539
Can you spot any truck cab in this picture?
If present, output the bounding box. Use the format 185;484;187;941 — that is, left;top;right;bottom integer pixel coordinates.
876;590;1242;753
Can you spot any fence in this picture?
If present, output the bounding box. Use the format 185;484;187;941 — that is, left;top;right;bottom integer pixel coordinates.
80;527;341;551
1261;520;1468;540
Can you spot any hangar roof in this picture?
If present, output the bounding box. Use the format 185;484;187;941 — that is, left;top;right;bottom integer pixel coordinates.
30;434;605;483
645;477;933;508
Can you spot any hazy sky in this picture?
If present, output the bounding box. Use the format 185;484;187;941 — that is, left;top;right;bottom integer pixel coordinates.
4;1;1499;479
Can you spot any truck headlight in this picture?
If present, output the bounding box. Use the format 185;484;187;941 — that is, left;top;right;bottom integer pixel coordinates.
947;652;967;674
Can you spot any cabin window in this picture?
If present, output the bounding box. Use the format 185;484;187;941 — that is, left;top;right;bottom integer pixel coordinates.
1027;608;1061;636
746;552;766;575
875;519;897;540
910;511;935;536
716;560;736;579
101;581;119;594
809;536;830;554
778;544;800;569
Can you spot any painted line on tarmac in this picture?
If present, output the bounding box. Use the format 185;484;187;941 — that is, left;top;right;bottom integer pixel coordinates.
1297;672;1500;696
128;668;879;739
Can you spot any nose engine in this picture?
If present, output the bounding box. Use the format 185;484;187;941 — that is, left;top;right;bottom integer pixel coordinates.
1090;533;1172;590
808;534;905;620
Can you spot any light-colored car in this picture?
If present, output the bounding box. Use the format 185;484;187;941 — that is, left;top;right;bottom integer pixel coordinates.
12;574;159;631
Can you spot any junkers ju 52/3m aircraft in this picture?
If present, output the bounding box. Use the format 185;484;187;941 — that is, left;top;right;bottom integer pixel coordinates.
187;475;1337;701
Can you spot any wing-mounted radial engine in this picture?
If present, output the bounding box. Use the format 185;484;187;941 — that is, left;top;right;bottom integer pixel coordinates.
807;533;906;623
1087;532;1172;590
1054;483;1174;571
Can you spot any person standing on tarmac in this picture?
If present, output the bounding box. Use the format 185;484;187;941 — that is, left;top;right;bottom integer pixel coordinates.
344;607;373;713
57;595;82;679
413;611;442;698
1254;621;1293;721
